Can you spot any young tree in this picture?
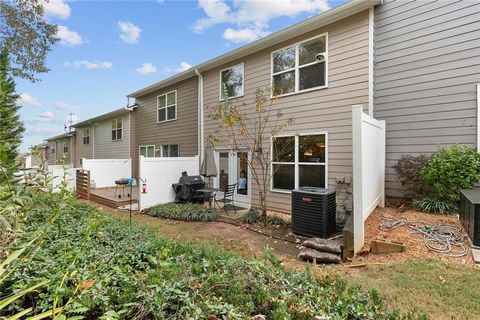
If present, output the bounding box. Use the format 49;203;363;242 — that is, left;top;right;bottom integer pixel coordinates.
0;0;59;82
210;87;293;224
0;52;25;178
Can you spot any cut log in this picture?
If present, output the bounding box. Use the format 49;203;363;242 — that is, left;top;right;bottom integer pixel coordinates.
302;238;343;254
299;248;342;264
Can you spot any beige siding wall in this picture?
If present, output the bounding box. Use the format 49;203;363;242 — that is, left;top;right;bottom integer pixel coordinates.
374;0;480;198
94;113;131;159
203;11;370;213
133;76;199;176
74;126;93;167
46;136;75;166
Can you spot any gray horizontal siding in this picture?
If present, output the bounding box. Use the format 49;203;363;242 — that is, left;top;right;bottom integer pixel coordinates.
94;113;131;159
74;125;93;167
203;10;370;213
374;0;480;198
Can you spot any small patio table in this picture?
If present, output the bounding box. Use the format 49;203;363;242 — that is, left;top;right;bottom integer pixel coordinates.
197;187;222;208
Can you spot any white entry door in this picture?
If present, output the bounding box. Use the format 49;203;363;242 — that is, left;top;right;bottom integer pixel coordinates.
214;150;251;207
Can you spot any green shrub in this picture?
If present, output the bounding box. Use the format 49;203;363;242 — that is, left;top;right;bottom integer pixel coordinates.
147;202;218;221
421;145;480;202
0;192;418;319
412;196;459;214
267;214;289;226
241;210;261;224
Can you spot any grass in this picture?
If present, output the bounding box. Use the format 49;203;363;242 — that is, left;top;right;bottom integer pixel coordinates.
338;259;480;319
147;202;218;221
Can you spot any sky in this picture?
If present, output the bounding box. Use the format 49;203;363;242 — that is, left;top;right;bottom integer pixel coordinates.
16;0;347;152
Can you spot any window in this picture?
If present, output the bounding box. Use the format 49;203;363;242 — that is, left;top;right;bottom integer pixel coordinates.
220;63;244;100
139;145;155;158
157;91;177;122
112;118;122;141
271;133;327;191
272;34;327;96
63;140;69;154
161;144;179;157
83;128;90;145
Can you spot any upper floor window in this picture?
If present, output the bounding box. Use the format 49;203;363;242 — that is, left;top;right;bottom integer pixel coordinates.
83;128;90;145
157;91;177;122
272;34;327;96
112;118;122;141
139;145;155;158
63;140;69;154
162;144;179;157
220;63;244;100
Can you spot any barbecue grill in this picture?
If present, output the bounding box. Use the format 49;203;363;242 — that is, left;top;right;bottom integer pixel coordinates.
172;171;206;203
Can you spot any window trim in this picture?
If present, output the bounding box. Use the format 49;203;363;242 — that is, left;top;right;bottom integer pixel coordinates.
160;144;180;157
112;117;123;141
157;90;177;123
270;33;328;98
83;127;90;145
270;131;328;193
219;62;245;101
63;139;69;154
139;145;156;158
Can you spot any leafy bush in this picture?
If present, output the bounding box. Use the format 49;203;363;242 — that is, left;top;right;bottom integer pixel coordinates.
267;214;289;226
393;154;429;199
241;210;262;224
0;192;418;319
412;196;459;214
147;202;218;221
421;145;480;202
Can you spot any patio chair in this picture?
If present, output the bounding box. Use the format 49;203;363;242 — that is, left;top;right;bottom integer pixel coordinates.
215;183;237;215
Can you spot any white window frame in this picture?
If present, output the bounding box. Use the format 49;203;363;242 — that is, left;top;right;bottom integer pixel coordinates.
219;62;245;101
270;33;328;98
63;139;69;154
139;145;156;158
83;128;90;145
157;90;177;123
161;144;180;157
270;132;328;193
112;118;123;141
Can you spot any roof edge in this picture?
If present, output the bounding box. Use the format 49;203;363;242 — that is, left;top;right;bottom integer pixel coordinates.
127;0;380;98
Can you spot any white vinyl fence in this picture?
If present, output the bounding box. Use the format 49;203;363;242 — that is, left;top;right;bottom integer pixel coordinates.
82;158;131;188
352;105;386;254
139;155;200;210
50;166;77;193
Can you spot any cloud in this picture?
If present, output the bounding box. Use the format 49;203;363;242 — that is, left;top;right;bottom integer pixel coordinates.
18;93;42;108
64;60;113;70
42;0;71;20
223;27;269;43
57;26;83;46
55;101;79;110
158;0;165;3
163;61;193;73
40;111;55;120
118;21;141;44
194;0;330;43
136;63;158;75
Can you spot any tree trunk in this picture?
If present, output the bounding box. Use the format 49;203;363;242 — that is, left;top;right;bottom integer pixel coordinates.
259;190;267;226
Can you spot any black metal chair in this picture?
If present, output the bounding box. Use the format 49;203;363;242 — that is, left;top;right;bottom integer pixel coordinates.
215;183;237;214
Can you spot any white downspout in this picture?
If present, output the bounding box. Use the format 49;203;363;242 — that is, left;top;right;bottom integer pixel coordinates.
195;69;204;161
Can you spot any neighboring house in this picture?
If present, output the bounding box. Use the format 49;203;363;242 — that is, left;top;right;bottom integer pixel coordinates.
71;107;136;167
30;142;49;167
127;77;199;176
45;132;76;166
126;0;380;215
17;153;32;169
374;0;480;199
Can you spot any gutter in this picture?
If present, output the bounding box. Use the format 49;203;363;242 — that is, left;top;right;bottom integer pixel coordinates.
88;120;95;159
195;69;204;161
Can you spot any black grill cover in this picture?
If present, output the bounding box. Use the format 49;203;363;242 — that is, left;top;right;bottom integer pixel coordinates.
172;172;206;203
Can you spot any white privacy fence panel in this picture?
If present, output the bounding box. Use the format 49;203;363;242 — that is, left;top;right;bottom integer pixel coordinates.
352;105;386;254
82;158;131;188
50;166;78;193
139;156;199;211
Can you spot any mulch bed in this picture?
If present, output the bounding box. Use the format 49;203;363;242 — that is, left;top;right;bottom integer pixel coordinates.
350;206;474;266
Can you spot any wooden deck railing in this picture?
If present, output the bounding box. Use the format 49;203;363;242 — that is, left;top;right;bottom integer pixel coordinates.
76;169;90;200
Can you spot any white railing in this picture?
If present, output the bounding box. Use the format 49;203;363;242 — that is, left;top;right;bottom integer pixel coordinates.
139;155;200;210
352;105;386;254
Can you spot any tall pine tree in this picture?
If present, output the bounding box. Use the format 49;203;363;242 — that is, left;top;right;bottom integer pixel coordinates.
0;52;25;176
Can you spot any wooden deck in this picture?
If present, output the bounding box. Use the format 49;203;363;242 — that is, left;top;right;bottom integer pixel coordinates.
89;186;138;209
